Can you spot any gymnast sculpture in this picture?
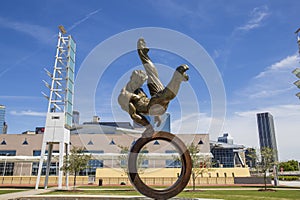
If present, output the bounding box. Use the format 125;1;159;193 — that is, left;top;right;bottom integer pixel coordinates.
118;38;192;199
118;38;189;136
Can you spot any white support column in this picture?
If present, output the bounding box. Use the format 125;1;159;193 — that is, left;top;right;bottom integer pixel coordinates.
44;143;53;189
35;142;47;190
65;142;70;189
58;141;65;189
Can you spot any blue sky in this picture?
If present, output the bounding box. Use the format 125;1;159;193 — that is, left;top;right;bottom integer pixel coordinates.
0;0;300;161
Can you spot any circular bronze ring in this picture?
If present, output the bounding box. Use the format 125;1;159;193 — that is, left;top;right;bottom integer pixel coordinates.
128;131;192;200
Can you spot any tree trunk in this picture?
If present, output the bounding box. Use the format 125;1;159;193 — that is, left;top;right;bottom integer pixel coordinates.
73;172;77;190
192;172;195;191
264;171;267;190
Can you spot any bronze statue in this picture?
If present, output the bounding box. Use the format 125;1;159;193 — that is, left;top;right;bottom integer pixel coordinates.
118;38;189;136
120;38;192;199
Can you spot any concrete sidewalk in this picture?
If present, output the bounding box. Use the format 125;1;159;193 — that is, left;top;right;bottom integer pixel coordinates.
0;188;53;200
278;180;300;187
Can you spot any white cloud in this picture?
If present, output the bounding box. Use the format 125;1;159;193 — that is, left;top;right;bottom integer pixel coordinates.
0;17;54;44
238;54;299;100
228;54;300;161
67;9;101;32
256;54;299;78
236;5;269;32
10;110;46;117
224;104;300;161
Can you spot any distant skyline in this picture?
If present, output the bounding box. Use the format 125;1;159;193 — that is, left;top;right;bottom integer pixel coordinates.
0;1;300;161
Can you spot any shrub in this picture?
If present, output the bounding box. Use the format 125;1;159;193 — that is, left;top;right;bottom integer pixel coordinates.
278;176;299;181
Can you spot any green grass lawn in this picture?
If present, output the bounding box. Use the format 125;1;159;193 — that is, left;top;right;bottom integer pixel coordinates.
0;190;26;195
45;188;300;200
179;190;300;200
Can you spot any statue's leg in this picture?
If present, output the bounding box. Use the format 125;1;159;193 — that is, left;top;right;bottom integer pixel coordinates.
148;65;189;116
129;102;154;137
137;39;164;97
129;102;150;126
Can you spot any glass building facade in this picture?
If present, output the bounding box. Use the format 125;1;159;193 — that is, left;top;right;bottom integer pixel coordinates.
211;148;235;168
165;150;181;168
256;112;279;162
0;150;16;176
0;105;5;134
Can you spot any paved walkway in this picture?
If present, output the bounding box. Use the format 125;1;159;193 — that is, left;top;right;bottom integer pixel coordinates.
278;180;300;187
0;188;53;200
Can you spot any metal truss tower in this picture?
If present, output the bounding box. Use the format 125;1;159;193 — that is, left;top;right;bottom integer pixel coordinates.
35;26;76;189
292;28;300;99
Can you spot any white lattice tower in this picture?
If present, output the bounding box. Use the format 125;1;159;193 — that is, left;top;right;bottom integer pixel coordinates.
35;26;76;189
293;28;300;99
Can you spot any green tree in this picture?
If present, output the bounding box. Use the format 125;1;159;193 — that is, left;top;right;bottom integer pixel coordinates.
258;147;277;190
61;147;91;189
279;160;299;171
188;142;212;191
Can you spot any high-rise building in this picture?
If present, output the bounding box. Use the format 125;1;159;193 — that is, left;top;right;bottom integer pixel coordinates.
0;105;6;134
256;112;279;162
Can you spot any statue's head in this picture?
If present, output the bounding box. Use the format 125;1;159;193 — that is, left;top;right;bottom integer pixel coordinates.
129;70;148;89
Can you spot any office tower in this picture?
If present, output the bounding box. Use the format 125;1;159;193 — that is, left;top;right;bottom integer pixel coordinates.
0;105;6;134
256;112;279;161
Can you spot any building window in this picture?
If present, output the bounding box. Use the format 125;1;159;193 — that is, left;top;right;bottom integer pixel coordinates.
80;160;104;176
211;148;234;168
31;150;60;175
198;139;204;145
140;150;148;168
1;139;6;145
81;150;104;175
32;162;58;176
109;139;116;145
33;150;59;156
165;150;181;168
120;149;128;167
22;138;28;145
0;150;16;176
153;140;160;145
